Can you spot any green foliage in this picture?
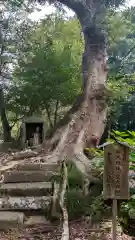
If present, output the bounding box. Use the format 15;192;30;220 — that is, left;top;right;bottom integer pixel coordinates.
66;189;91;220
107;8;135;131
2;4;135;136
1;1;134;143
66;161;84;189
84;148;104;174
108;8;135;74
109;130;135;146
65;159;106;221
89;195;110;220
8;0;125;8
66;189;108;221
7;14;82;127
109;130;135;173
85;131;135;227
8;0;24;7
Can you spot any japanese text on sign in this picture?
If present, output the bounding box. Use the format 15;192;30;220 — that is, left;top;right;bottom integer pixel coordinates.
103;143;129;200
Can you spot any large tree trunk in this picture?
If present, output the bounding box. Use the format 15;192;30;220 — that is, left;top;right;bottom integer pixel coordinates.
41;0;108;179
0;88;11;142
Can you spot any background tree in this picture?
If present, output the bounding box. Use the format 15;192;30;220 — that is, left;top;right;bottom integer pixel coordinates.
0;0;33;141
5;1;127;178
107;7;135;134
2;1;135;149
7;13;82;129
0;3;15;141
31;0;126;178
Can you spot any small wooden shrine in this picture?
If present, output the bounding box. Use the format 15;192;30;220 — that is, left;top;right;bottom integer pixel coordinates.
20;116;46;149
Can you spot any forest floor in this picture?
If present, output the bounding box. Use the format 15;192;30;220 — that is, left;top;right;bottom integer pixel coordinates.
0;150;134;240
0;218;134;240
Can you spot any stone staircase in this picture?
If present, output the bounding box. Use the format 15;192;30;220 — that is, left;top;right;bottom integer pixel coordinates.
0;162;60;229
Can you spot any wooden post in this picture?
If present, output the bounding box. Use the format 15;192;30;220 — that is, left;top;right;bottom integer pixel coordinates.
112;199;117;240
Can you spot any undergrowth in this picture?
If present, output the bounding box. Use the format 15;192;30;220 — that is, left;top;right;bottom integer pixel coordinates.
50;130;135;230
65;157;108;221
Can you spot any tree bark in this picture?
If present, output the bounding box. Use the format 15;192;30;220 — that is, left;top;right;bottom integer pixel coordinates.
54;100;59;127
0;88;11;142
45;103;54;129
41;0;108;180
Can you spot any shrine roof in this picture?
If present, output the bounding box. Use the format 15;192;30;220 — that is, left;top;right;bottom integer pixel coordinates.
22;116;44;123
97;141;135;150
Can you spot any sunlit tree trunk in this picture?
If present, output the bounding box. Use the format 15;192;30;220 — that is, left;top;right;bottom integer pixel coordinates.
0;88;11;142
41;0;109;179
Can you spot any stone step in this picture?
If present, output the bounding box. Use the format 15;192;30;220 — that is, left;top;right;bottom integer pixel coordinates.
0;196;51;210
24;215;52;228
16;163;59;172
3;170;58;183
0;182;53;196
0;211;25;229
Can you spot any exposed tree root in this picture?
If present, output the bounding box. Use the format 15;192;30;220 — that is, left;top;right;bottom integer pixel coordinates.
40;49;108;183
51;182;61;219
59;161;69;240
61;206;69;240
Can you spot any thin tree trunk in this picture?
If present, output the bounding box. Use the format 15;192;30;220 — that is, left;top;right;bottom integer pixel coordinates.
0;88;11;142
100;119;111;144
54;100;59;127
45;103;54;129
27;107;35;117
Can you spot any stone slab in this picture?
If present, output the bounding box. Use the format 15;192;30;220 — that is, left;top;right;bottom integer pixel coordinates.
24;215;50;227
0;196;51;210
3;170;58;183
0;182;53;196
0;211;24;229
0;161;20;172
16;163;59;172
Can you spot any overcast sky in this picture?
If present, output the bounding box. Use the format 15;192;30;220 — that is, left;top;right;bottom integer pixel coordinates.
30;4;73;21
128;0;135;6
29;0;135;21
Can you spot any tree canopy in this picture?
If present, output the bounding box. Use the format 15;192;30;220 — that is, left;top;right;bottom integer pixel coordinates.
0;1;135;142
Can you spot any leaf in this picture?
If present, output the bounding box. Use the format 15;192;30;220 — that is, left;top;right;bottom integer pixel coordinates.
128;208;135;219
129;165;135;170
131;195;135;199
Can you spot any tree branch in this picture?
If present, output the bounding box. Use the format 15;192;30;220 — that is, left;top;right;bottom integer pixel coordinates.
40;0;93;26
10;115;24;130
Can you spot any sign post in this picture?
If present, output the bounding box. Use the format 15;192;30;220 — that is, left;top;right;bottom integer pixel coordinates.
103;142;130;239
112;199;117;240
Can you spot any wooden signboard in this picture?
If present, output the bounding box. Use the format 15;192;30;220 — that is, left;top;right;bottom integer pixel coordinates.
103;143;129;200
103;142;130;240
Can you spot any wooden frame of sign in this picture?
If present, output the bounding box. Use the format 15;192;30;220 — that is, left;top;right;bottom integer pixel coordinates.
103;142;130;240
103;142;130;200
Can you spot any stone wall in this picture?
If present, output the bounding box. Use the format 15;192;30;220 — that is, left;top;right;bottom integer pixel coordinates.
0;140;21;152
